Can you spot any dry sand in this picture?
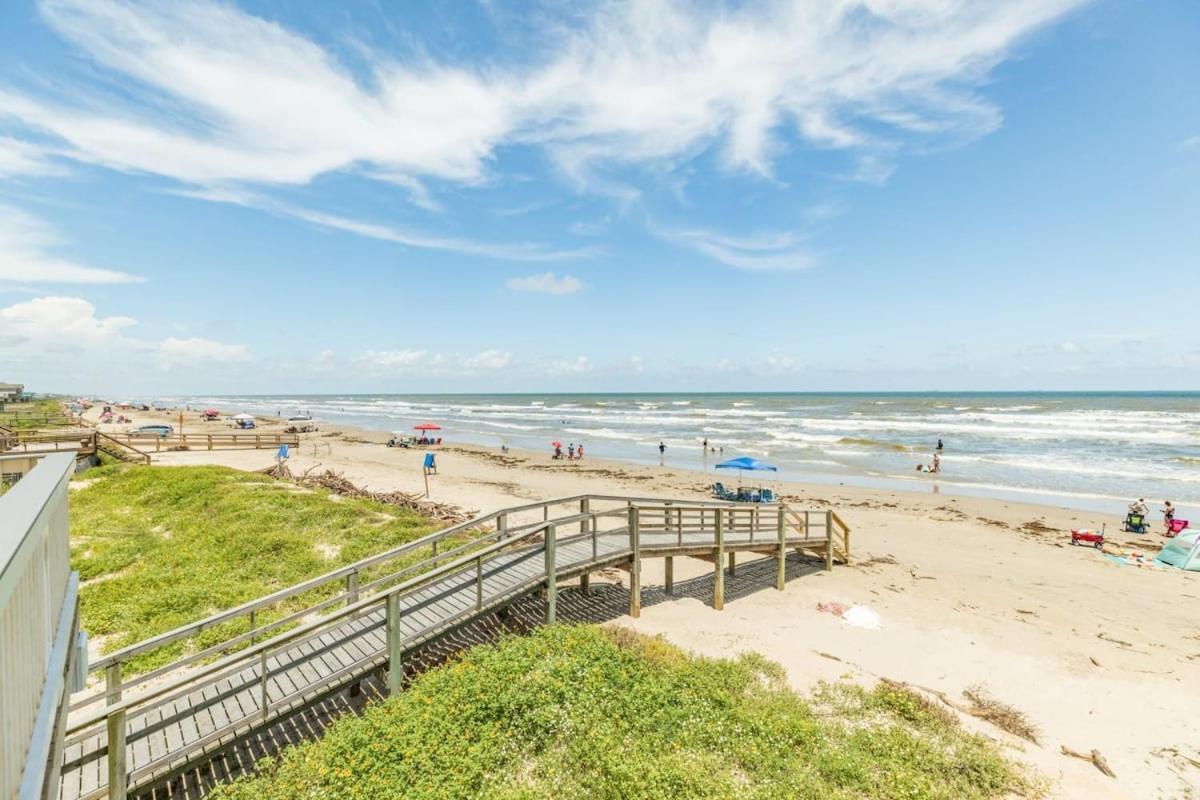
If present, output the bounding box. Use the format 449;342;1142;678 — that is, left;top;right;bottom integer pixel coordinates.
85;407;1200;798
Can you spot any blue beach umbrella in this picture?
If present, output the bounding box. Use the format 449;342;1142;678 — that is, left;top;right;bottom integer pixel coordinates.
715;456;777;485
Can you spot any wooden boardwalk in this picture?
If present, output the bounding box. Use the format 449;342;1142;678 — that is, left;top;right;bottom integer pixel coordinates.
59;496;849;800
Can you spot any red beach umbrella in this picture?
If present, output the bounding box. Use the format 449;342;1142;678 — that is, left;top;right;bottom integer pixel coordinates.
413;422;442;431
551;440;562;448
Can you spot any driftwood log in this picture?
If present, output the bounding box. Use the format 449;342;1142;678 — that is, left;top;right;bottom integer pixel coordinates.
260;463;473;524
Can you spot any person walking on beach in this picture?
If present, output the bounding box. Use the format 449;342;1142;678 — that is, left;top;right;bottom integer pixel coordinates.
658;441;667;463
1163;501;1175;534
577;444;584;460
568;443;575;459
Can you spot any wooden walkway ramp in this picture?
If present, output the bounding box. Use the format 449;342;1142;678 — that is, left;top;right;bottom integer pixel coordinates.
60;495;851;800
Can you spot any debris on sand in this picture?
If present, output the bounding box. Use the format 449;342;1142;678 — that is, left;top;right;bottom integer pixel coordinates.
260;464;472;524
963;685;1040;744
1060;745;1117;778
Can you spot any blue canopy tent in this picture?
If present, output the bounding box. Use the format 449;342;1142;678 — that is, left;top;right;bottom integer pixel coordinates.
714;456;778;502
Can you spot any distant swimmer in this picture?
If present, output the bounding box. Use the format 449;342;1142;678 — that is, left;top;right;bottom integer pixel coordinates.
658;441;667;455
936;438;944;452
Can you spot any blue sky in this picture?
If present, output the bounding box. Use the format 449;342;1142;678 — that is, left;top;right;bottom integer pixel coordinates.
0;0;1197;395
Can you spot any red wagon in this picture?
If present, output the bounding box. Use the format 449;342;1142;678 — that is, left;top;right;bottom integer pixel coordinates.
1070;528;1104;549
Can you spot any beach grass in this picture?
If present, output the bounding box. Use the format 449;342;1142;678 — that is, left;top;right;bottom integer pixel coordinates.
1;397;76;430
70;464;439;673
209;626;1034;800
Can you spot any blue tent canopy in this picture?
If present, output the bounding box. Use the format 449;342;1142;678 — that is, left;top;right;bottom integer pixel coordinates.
715;456;777;472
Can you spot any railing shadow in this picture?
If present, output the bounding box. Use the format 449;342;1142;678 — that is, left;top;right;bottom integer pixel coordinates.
134;551;824;800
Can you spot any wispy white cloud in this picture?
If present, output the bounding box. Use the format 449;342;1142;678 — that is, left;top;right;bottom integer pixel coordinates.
355;347;514;375
505;272;583;294
1;0;1084;194
657;225;813;271
176;186;595;262
0;136;64;177
158;336;250;368
0;205;143;283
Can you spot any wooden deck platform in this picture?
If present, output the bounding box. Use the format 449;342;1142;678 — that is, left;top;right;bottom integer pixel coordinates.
59;496;849;800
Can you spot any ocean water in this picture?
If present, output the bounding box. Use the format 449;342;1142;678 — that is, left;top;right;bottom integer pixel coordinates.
175;392;1200;513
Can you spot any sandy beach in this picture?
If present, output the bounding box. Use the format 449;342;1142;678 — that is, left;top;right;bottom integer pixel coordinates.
85;407;1200;798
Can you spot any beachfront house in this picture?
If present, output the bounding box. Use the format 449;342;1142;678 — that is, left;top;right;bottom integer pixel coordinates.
0;382;25;402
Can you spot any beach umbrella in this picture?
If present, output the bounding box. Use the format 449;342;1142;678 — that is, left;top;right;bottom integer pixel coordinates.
232;413;254;420
551;440;562;448
413;422;442;431
716;456;778;486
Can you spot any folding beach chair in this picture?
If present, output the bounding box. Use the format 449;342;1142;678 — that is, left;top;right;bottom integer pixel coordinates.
1122;513;1146;533
423;452;437;475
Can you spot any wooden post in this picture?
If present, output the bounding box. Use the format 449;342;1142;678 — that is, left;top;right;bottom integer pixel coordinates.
249;609;257;644
431;540;440;567
106;708;127;800
259;649;269;719
580;497;590;534
714;509;725;611
580;572;590;596
727;551;736;577
386;593;403;696
346;570;359;607
476;557;484;609
628;507;641;618
664;556;674;596
105;661;121;705
825;510;834;571
207;434;213;451
776;506;786;591
497;512;508;539
544;523;557;624
423;468;429;498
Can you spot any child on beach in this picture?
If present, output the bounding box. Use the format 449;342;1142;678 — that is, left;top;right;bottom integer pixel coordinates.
1163;501;1175;534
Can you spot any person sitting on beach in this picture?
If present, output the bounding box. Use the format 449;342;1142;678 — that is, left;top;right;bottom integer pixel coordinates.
1129;498;1149;517
554;444;563;459
1163;500;1175;533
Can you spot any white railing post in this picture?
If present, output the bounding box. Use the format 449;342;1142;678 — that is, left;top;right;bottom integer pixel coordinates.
776;506;786;590
386;593;403;696
106;708;126;800
714;508;725;611
628;507;641;618
544;524;557;624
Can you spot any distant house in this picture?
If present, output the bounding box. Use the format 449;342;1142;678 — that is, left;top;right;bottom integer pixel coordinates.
0;383;24;402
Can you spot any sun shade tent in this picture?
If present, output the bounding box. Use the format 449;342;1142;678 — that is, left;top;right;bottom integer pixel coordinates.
716;456;778;475
1155;530;1200;571
232;413;254;420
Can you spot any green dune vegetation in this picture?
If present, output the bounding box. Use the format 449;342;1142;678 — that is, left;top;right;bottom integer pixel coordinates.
69;464;437;673
1;397;76;430
210;626;1034;800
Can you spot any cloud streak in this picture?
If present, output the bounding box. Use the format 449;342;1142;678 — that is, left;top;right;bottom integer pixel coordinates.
2;0;1084;191
0;205;143;283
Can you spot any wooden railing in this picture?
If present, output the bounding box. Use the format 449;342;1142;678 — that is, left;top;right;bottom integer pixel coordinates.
94;434;151;465
0;430;96;454
101;432;301;452
63;493;840;799
0;453;82;800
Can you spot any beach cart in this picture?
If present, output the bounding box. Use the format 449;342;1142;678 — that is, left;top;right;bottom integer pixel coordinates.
1070;528;1104;548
